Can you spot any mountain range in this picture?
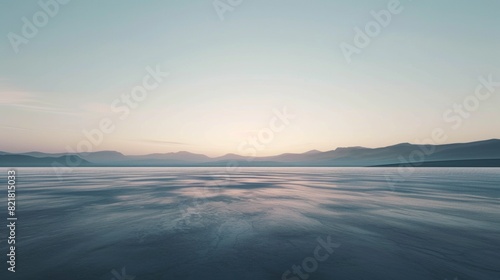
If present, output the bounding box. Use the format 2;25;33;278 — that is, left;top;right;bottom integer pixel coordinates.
1;139;500;167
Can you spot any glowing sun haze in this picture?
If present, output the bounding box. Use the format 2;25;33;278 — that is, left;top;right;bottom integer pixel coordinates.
1;0;499;157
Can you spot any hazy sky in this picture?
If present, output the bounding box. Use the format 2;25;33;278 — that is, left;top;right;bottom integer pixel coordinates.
1;0;499;156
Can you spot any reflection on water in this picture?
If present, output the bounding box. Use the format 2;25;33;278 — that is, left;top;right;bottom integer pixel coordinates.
2;168;500;280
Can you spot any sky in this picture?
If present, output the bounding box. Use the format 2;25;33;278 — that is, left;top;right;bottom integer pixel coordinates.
1;0;499;157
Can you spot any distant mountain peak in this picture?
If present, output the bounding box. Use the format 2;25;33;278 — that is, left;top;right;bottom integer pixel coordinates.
334;146;366;151
1;139;499;167
304;149;321;154
474;138;500;144
91;150;125;156
392;142;412;147
175;151;200;155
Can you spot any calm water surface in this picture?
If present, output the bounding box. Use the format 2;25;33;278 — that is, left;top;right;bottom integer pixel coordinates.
1;167;499;280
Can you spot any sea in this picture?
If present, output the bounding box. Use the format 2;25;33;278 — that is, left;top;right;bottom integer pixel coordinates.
1;167;499;280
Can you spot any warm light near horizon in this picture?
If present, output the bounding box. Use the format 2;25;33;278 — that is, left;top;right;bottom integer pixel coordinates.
1;2;499;156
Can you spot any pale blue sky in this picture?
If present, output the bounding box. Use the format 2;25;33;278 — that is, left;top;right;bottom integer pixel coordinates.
1;0;499;156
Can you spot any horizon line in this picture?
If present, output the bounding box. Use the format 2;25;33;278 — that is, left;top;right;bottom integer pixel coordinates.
1;138;498;158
